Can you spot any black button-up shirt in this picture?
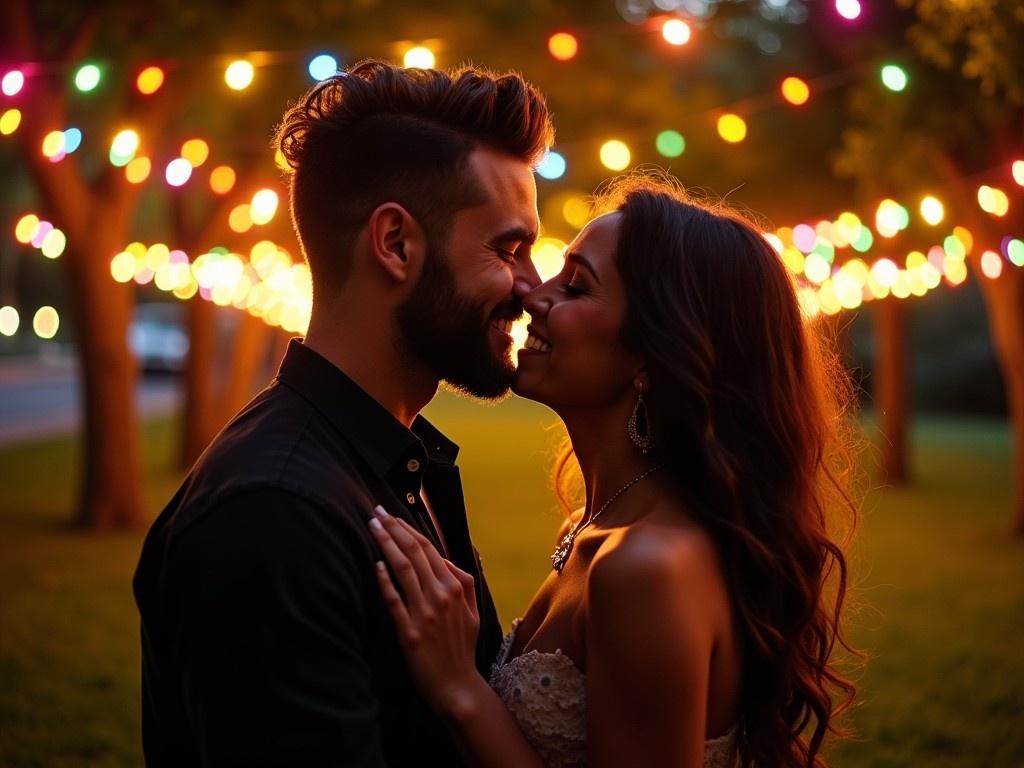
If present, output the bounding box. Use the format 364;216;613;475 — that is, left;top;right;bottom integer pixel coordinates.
134;339;503;766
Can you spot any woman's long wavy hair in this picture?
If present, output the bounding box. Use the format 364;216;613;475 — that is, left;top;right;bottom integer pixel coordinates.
553;173;862;767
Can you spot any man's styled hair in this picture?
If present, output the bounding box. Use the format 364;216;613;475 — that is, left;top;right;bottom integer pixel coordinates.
275;59;554;293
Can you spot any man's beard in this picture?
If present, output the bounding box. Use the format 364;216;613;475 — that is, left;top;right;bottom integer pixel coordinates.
397;244;520;400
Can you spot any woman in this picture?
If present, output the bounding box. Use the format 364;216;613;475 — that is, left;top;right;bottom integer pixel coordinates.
368;174;859;767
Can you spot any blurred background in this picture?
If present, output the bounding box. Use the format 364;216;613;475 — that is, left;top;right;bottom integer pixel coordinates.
1;0;1022;765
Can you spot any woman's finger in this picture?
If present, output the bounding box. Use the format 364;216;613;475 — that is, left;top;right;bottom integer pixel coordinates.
394;517;460;588
374;561;419;647
444;559;479;619
369;516;425;608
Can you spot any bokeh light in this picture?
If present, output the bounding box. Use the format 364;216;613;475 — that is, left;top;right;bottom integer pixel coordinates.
308;54;339;81
662;19;691;46
165;158;193;186
74;64;101;92
655;130;685;157
403;47;435;69
181;138;210;167
125;157;152;184
40;228;66;259
919;195;944;226
209;165;237;194
548;32;579;61
0;108;21;135
536;150;566;180
62;128;82;154
835;0;862;20
32;306;59;339
250;189;279;225
15;214;40;244
880;64;908;92
531;237;568;281
599;139;631;171
109;129;140;167
41;130;66;159
2;70;25;96
229;204;253;233
1013;160;1024;187
781;76;810;106
980;250;1003;280
977;185;1009;216
717;113;747;143
225;60;255;90
136;66;164;95
0;306;19;337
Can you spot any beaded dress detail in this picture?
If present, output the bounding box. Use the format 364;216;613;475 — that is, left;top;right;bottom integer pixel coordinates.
488;620;739;768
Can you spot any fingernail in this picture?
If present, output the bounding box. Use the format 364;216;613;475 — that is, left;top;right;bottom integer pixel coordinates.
369;517;383;531
373;505;390;518
376;560;386;571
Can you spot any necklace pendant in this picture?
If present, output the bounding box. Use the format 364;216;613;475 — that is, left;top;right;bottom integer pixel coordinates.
551;531;576;573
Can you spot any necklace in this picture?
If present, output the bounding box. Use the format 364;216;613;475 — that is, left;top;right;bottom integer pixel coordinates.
550;464;666;573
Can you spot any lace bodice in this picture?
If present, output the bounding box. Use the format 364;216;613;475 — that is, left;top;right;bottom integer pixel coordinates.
488;620;739;768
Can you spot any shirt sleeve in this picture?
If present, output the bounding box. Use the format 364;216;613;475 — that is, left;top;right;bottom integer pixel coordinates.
168;488;387;767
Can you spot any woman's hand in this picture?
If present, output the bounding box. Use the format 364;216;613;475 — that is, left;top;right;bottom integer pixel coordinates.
369;504;483;717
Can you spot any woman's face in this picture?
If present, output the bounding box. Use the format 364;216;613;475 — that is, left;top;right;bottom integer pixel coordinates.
514;212;642;411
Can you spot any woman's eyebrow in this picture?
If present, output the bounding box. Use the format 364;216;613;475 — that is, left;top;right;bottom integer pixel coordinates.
565;251;601;283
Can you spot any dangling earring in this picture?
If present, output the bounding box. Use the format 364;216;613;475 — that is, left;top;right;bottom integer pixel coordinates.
628;387;654;454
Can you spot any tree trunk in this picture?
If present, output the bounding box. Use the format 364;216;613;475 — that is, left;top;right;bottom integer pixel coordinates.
976;265;1024;535
873;298;909;484
179;298;219;470
65;233;145;529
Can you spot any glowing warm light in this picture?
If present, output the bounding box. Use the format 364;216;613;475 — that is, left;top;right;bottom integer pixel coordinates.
655;130;685;158
0;108;21;135
165;158;193;186
229;204;253;233
250;189;279;225
136;66;164;95
977;185;1009;216
40;228;66;259
548;32;579;61
880;64;908;92
41;130;66;158
15;214;39;244
662;19;691;46
875;198;907;238
763;233;784;255
781;77;810;106
563;196;590;229
792;224;817;254
980;250;1003;280
953;226;974;254
804;252;831;284
536;150;566;180
308;54;338;81
110;129;140;166
532;237;568;281
209;165;237;194
110;250;137;283
403;47;435;69
835;0;862;20
225;60;255;90
33;306;59;339
599;139;631;171
2;70;25;96
30;221;52;249
0;306;18;337
181;138;210;167
717;113;747;143
125;157;152;184
74;64;101;92
919;195;944;226
1013;160;1024;187
781;248;804;275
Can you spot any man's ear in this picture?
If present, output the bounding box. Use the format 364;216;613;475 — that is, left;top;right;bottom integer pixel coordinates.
367;202;426;284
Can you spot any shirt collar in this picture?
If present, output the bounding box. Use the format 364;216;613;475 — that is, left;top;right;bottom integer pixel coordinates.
275;339;459;477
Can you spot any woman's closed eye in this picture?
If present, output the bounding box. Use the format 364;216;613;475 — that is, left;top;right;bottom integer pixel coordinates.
559;272;587;297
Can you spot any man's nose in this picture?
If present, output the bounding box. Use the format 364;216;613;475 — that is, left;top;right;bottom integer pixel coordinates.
512;255;543;297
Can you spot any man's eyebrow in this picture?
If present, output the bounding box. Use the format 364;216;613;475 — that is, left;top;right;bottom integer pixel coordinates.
490;226;537;246
566;251;601;283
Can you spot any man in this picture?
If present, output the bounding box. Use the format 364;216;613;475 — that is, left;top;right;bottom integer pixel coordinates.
133;59;552;766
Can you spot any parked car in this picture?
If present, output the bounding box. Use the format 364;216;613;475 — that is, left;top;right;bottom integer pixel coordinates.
129;302;189;373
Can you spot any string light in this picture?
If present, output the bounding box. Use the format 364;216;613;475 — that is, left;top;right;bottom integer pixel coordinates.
0;108;21;135
136;66;164;95
109;129;140;166
717;113;747;143
835;0;862;20
655;130;685;157
781;76;810;106
403;47;435;68
308;54;338;81
224;60;255;90
919;195;944;226
125;157;152;184
2;70;25;96
980;250;1003;280
661;19;691;46
209;165;237;194
599;139;631;171
536;150;567;180
250;189;279;224
74;64;102;92
880;64;907;92
978;185;1009;216
0;306;19;337
1013;160;1024;187
548;33;579;61
165;158;192;186
181;138;210;167
32;306;59;339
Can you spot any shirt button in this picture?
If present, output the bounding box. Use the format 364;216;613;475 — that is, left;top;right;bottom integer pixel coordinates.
406;492;416;505
407;459;421;472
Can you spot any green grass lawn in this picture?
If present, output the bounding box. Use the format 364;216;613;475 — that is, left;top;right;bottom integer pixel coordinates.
1;393;1022;766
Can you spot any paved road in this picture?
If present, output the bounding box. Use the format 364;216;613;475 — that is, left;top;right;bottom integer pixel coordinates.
0;355;181;447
